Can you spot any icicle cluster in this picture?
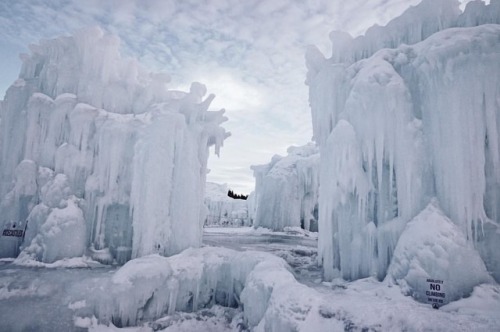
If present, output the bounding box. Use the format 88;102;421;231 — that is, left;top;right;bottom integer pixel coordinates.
0;27;229;262
76;246;329;330
307;0;500;284
204;182;250;227
251;143;319;231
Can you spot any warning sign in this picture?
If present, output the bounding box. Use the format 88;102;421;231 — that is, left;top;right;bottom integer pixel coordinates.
425;278;445;309
2;221;26;238
2;229;24;237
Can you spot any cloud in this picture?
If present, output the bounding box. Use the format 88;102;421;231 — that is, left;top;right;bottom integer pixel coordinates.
0;0;479;193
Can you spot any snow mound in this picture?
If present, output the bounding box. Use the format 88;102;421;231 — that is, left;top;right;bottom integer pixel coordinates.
387;200;493;303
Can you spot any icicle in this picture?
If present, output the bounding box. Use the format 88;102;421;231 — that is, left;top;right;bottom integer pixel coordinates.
167;278;179;315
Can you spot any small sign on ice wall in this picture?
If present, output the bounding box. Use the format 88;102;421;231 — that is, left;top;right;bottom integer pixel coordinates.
425;278;446;309
1;221;26;238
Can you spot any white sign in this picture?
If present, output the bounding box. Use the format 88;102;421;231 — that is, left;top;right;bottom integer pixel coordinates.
2;229;24;237
425;278;445;309
1;220;26;238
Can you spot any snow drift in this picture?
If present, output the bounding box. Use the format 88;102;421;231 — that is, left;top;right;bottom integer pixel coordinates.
307;0;500;296
0;27;229;263
251;143;319;231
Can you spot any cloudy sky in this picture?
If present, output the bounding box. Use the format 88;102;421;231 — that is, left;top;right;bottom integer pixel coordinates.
0;0;473;193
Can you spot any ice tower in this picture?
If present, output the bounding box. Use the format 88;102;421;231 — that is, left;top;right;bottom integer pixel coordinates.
251;143;319;231
307;0;500;298
0;27;229;263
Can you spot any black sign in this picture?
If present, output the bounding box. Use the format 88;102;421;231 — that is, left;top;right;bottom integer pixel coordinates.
2;229;24;237
425;278;445;308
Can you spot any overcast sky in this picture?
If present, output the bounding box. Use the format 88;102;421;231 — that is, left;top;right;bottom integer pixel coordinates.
0;0;474;193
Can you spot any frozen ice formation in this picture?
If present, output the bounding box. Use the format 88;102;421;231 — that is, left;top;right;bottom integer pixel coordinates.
88;248;290;326
307;0;500;293
204;182;251;227
251;143;319;231
386;200;492;304
0;27;229;263
79;246;334;330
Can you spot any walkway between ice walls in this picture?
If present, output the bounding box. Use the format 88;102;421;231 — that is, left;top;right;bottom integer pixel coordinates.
306;0;500;302
0;27;229;264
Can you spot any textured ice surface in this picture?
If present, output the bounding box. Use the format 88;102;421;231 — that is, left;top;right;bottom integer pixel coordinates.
18;197;86;263
387;200;493;303
85;247;296;328
307;0;500;287
251;143;319;231
204;182;250;227
78;246;361;331
0;27;229;262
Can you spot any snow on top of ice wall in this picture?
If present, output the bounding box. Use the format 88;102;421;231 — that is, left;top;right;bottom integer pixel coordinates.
251;143;319;231
308;0;500;284
0;28;229;262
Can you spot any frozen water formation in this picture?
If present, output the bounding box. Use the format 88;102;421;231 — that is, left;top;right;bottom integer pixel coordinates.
204;182;251;227
0;27;229;263
73;246;363;331
82;247;309;329
307;0;500;296
251;143;319;231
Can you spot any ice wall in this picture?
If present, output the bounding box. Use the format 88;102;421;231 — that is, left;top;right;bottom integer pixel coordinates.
204;182;250;227
0;28;229;263
251;143;319;231
307;0;500;286
246;191;256;225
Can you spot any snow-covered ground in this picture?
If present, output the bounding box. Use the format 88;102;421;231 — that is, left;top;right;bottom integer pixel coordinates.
0;227;498;331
